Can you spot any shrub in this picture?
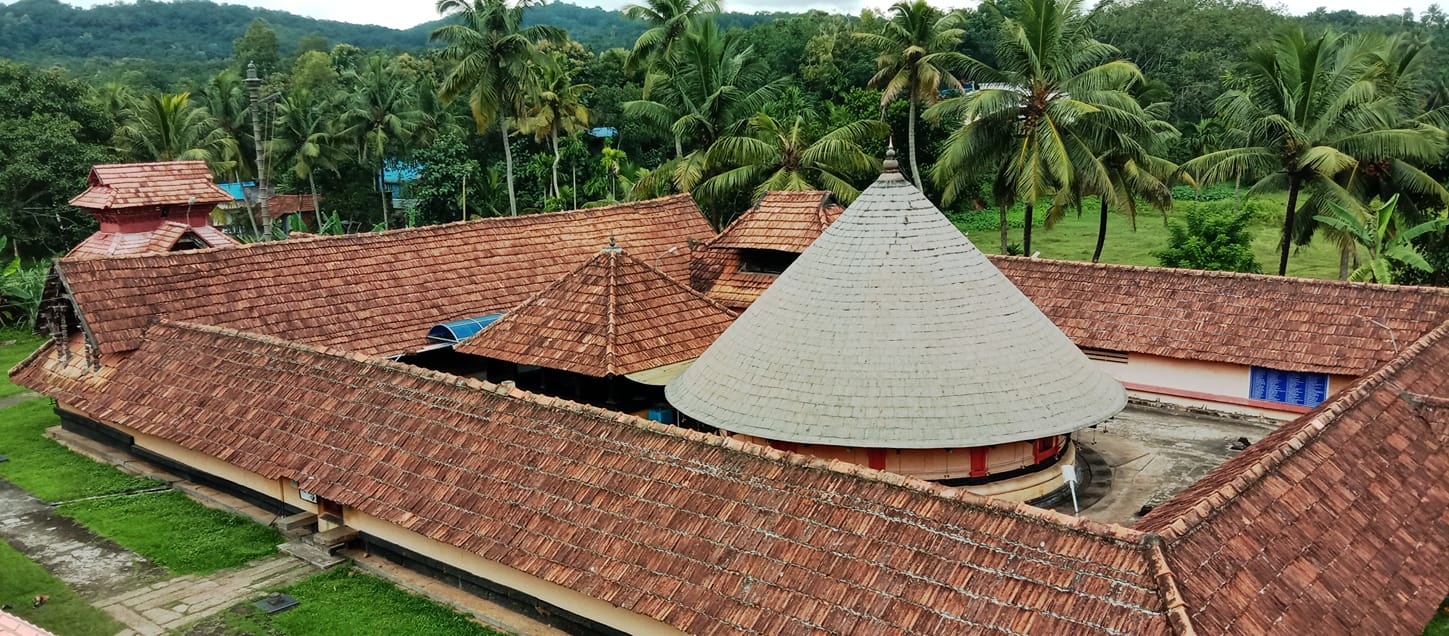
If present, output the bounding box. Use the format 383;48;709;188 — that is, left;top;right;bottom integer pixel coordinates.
1171;183;1238;202
1154;200;1262;273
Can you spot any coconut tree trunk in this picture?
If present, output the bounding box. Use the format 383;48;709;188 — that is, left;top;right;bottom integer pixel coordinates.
1023;202;1034;255
551;128;562;200
308;171;320;233
501;118;518;216
379;165;389;231
907;96;923;191
1278;176;1299;276
1338;245;1350;280
236;170;260;238
998;206;1008;253
1093;197;1109;263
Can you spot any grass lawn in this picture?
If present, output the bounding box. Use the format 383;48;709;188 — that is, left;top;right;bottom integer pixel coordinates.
195;566;506;636
0;538;121;636
960;193;1345;280
1427;597;1449;636
0;399;159;502
56;491;283;575
0;330;45;398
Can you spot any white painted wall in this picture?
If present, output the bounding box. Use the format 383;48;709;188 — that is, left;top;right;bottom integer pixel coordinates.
1086;353;1353;420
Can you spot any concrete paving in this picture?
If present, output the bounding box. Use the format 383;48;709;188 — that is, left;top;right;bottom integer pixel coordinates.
106;555;315;636
1075;404;1279;525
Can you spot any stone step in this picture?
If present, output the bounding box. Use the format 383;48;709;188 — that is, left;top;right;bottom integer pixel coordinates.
309;525;359;551
279;540;346;569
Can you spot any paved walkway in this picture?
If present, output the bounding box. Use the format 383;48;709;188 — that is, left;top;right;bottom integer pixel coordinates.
105;554;316;636
0;481;165;597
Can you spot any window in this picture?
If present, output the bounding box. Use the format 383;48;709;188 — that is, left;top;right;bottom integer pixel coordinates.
738;249;797;275
1081;347;1129;364
1249;366;1329;407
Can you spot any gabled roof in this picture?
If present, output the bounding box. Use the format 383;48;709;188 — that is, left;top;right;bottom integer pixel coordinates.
0;611;54;636
54;196;714;357
1137;320;1449;634
267;194;322;215
12;321;1177;635
453;246;736;377
709;190;843;252
993;256;1449;376
66;222;239;259
667;157;1126;448
69;161;232;210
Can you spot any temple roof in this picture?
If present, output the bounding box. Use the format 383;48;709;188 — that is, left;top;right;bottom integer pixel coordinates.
51;195;714;357
710;190;843;252
453;245;736;378
66;222;239;259
667;155;1126;448
69;161;232;210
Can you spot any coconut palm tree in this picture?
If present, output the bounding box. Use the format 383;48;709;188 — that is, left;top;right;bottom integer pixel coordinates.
1183;28;1448;276
696;113;885;210
855;0;970;190
116;92;238;175
624;21;788;196
1314;195;1446;284
519;60;593;200
339;56;422;228
432;0;564;216
623;0;720;78
927;0;1150;255
199;70;254;180
271;88;344;226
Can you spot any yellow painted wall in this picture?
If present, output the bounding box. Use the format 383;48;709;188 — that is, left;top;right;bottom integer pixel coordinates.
1088;353;1354;420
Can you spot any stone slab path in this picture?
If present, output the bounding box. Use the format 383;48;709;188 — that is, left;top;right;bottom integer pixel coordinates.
105;554;316;636
0;480;165;597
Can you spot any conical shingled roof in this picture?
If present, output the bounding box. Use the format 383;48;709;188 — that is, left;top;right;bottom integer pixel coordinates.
453;244;737;378
666;153;1126;448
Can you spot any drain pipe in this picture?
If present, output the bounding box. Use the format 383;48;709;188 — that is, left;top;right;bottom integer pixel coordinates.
1061;464;1080;515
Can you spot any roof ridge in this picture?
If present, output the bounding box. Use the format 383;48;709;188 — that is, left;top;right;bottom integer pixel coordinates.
1144;536;1197;635
1145;317;1449;538
151;319;1148;547
451;249;608;348
604;249;618;376
7;338;56;380
626;247;739;317
990;254;1449;295
59;194;701;264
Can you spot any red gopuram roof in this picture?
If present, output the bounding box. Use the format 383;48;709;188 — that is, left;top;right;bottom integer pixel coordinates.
69;161;232;210
66;222;239;259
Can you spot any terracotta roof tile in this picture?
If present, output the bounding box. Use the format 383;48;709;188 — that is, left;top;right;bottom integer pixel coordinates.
710;191;843;252
14;323;1174;635
1139;319;1449;633
453;246;736;377
267;194;322;215
56;196;714;357
0;611;55;636
990;257;1449;375
69;161;232;210
66;222;239;259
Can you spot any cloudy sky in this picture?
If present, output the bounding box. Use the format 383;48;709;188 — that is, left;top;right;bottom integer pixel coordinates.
52;0;1434;30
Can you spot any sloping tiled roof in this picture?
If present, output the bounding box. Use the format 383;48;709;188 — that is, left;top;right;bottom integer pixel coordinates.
453;246;736;377
0;610;55;636
56;196;714;356
268;194;322;215
668;158;1126;448
1136;320;1449;634
710;190;843;252
66;222;239;259
69;161;232;210
990;256;1449;376
13;322;1178;635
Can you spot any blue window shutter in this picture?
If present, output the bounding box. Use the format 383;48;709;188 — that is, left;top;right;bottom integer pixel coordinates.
1250;366;1329;407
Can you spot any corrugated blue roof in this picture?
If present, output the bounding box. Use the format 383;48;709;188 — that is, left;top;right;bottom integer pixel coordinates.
383;162;422;184
218;181;255;200
427;313;505;343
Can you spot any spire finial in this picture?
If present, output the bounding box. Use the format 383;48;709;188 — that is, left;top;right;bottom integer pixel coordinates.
604;235;621;253
882;141;899;173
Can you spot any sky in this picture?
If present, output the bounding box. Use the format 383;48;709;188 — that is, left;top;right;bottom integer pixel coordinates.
49;0;1438;30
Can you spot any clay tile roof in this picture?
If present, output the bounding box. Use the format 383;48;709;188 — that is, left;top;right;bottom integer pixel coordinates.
0;611;55;636
267;194;321;215
65;222;239;259
55;196;714;357
69;161;232;210
709;190;843;252
668;160;1126;448
1136;319;1449;634
992;256;1449;375
11;322;1176;635
453;246;737;377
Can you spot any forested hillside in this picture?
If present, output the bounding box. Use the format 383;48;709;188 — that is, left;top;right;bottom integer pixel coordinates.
4;0;1449;334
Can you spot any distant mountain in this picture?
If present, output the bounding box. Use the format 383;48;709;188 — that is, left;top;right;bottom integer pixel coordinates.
0;0;797;68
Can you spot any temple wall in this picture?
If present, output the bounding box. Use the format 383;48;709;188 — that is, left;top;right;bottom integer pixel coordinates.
1086;353;1354;420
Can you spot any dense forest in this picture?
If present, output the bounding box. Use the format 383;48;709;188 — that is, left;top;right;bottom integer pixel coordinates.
3;0;1449;329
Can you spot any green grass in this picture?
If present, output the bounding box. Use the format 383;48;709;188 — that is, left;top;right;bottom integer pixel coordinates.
0;399;159;501
1426;597;1449;636
960;193;1345;280
0;538;122;636
0;330;46;398
56;491;283;575
203;566;506;636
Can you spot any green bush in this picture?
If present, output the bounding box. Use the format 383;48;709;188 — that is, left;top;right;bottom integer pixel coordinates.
1171;183;1238;202
946;203;1042;232
1154;200;1262;273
